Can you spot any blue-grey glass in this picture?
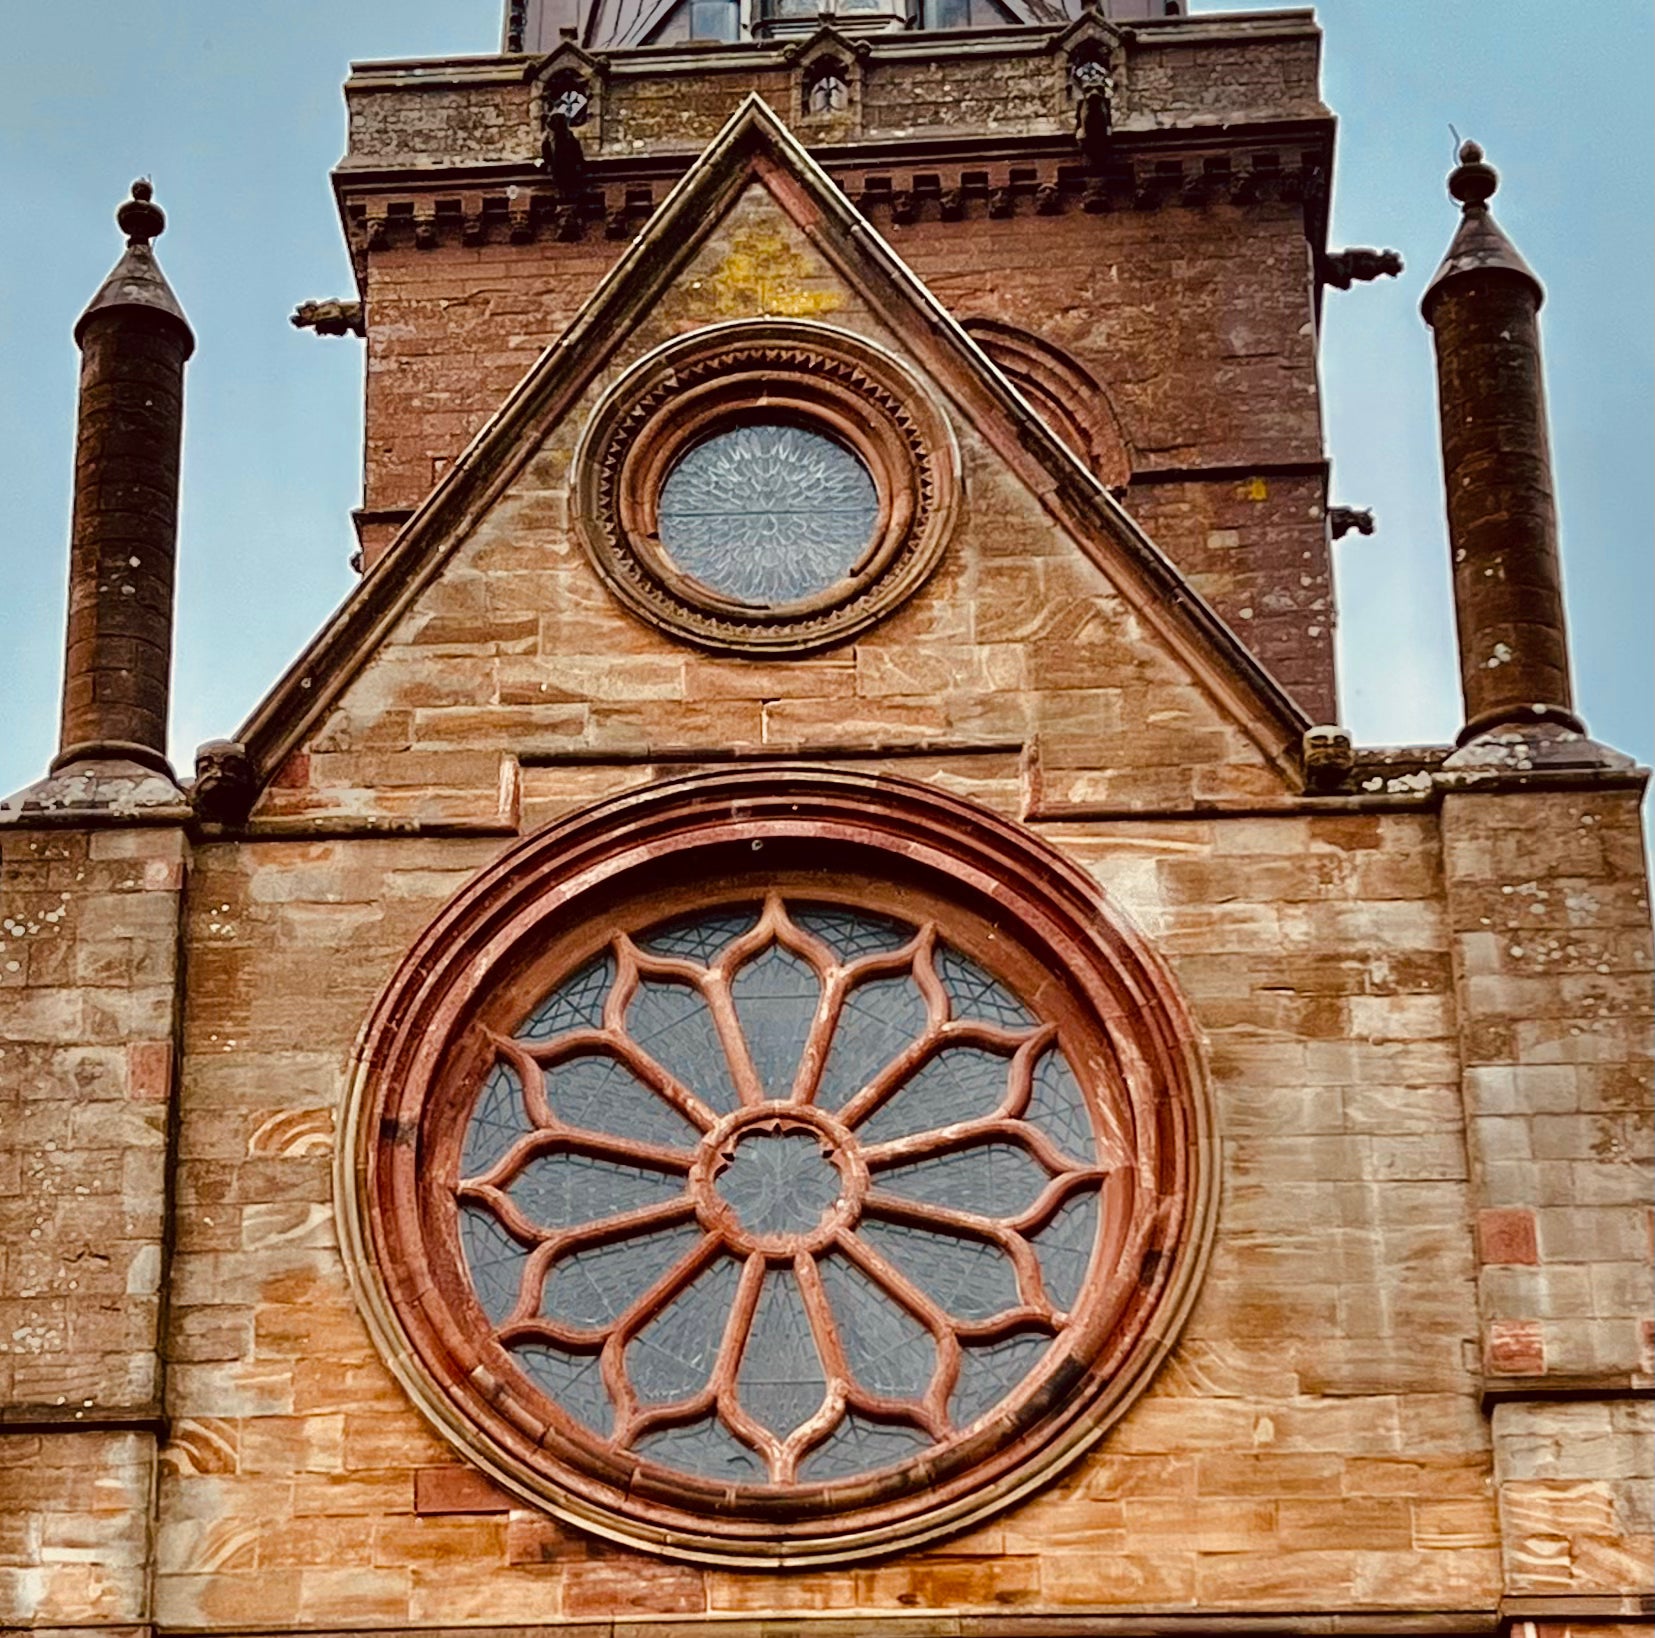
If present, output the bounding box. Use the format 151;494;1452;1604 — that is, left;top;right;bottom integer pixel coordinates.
540;1224;702;1331
627;1256;742;1404
858;1043;1012;1144
730;944;820;1098
791;903;914;963
717;1130;841;1238
656;423;879;606
510;1151;682;1231
815;972;929;1113
460;1204;529;1325
950;1331;1052;1427
1030;1189;1099;1312
638;907;757;964
736;1269;828;1439
627;977;736;1112
1025;1046;1093;1166
540;1051;700;1149
817;1252;935;1400
798;1413;930;1481
513;1342;612;1435
518;953;613;1041
635;1414;767;1483
935;943;1037;1030
462;1060;533;1176
875;1140;1049;1220
855;1218;1020;1323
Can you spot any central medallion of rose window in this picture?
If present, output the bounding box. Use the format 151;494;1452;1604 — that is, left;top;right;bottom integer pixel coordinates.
455;896;1118;1489
708;1118;851;1247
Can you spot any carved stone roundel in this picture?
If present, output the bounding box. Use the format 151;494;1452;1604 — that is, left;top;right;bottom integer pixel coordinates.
340;769;1215;1565
573;320;959;654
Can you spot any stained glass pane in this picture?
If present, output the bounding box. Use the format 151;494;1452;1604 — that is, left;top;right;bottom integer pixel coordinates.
638;907;757;964
628;1256;742;1404
936;944;1037;1030
459;1205;529;1325
513;1342;612;1435
815;972;929;1113
817;1252;935;1401
854;1218;1021;1323
799;1413;930;1481
510;1151;682;1231
540;1224;703;1331
628;977;736;1112
519;954;613;1041
858;1043;1012;1144
540;1051;700;1149
1030;1189;1099;1312
951;1331;1052;1427
736;1268;828;1439
729;944;820;1099
791;903;914;963
716;1129;841;1238
1025;1047;1094;1167
635;1414;767;1483
875;1140;1049;1220
462;1060;533;1176
656;423;879;606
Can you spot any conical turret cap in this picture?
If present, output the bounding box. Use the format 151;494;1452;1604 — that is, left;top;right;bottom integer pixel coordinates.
75;181;195;354
1422;142;1542;319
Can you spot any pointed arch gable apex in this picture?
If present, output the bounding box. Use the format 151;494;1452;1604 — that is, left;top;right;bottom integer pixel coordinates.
234;93;1310;793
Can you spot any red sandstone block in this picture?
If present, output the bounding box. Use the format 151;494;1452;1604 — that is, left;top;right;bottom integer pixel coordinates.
413;1465;513;1516
127;1039;172;1101
1477;1207;1540;1265
1486;1319;1545;1376
272;753;311;789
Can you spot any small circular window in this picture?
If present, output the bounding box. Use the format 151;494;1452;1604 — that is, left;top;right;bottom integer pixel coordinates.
575;321;958;654
342;770;1215;1564
655;421;879;605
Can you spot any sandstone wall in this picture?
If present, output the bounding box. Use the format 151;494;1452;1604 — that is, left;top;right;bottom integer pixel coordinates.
0;826;187;1627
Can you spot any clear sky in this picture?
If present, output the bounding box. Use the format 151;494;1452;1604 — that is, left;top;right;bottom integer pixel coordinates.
1;0;1650;800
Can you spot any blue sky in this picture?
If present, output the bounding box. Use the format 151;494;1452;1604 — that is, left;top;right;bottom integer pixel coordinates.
1;0;1650;797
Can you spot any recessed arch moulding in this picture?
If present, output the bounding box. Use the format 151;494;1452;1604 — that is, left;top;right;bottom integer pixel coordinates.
337;769;1217;1566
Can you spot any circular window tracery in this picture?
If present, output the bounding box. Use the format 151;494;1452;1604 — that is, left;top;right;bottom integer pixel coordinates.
574;321;959;653
454;897;1116;1490
341;769;1214;1564
655;422;879;604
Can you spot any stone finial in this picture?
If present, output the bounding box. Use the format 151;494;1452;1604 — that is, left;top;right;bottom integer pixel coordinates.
52;177;195;784
1421;138;1540;316
1446;139;1498;207
117;178;166;245
75;179;194;349
1422;140;1583;747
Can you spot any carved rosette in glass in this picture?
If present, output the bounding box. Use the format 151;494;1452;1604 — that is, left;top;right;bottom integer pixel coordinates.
456;897;1123;1488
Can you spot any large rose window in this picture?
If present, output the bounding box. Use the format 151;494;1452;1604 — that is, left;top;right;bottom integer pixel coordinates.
342;770;1213;1564
457;895;1113;1488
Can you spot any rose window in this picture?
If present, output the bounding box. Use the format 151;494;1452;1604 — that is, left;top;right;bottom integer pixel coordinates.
655;423;879;606
456;896;1113;1487
344;770;1212;1563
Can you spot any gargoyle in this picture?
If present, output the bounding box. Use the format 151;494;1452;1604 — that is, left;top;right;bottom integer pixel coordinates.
1320;247;1404;289
290;299;364;337
192;740;259;826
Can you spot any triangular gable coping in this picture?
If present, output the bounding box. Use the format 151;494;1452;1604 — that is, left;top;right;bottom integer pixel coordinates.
235;94;1312;794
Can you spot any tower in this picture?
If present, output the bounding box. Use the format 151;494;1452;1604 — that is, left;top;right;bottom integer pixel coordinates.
1;3;1650;1634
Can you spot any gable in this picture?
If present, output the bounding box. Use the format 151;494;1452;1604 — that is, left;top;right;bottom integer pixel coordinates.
236;97;1309;829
